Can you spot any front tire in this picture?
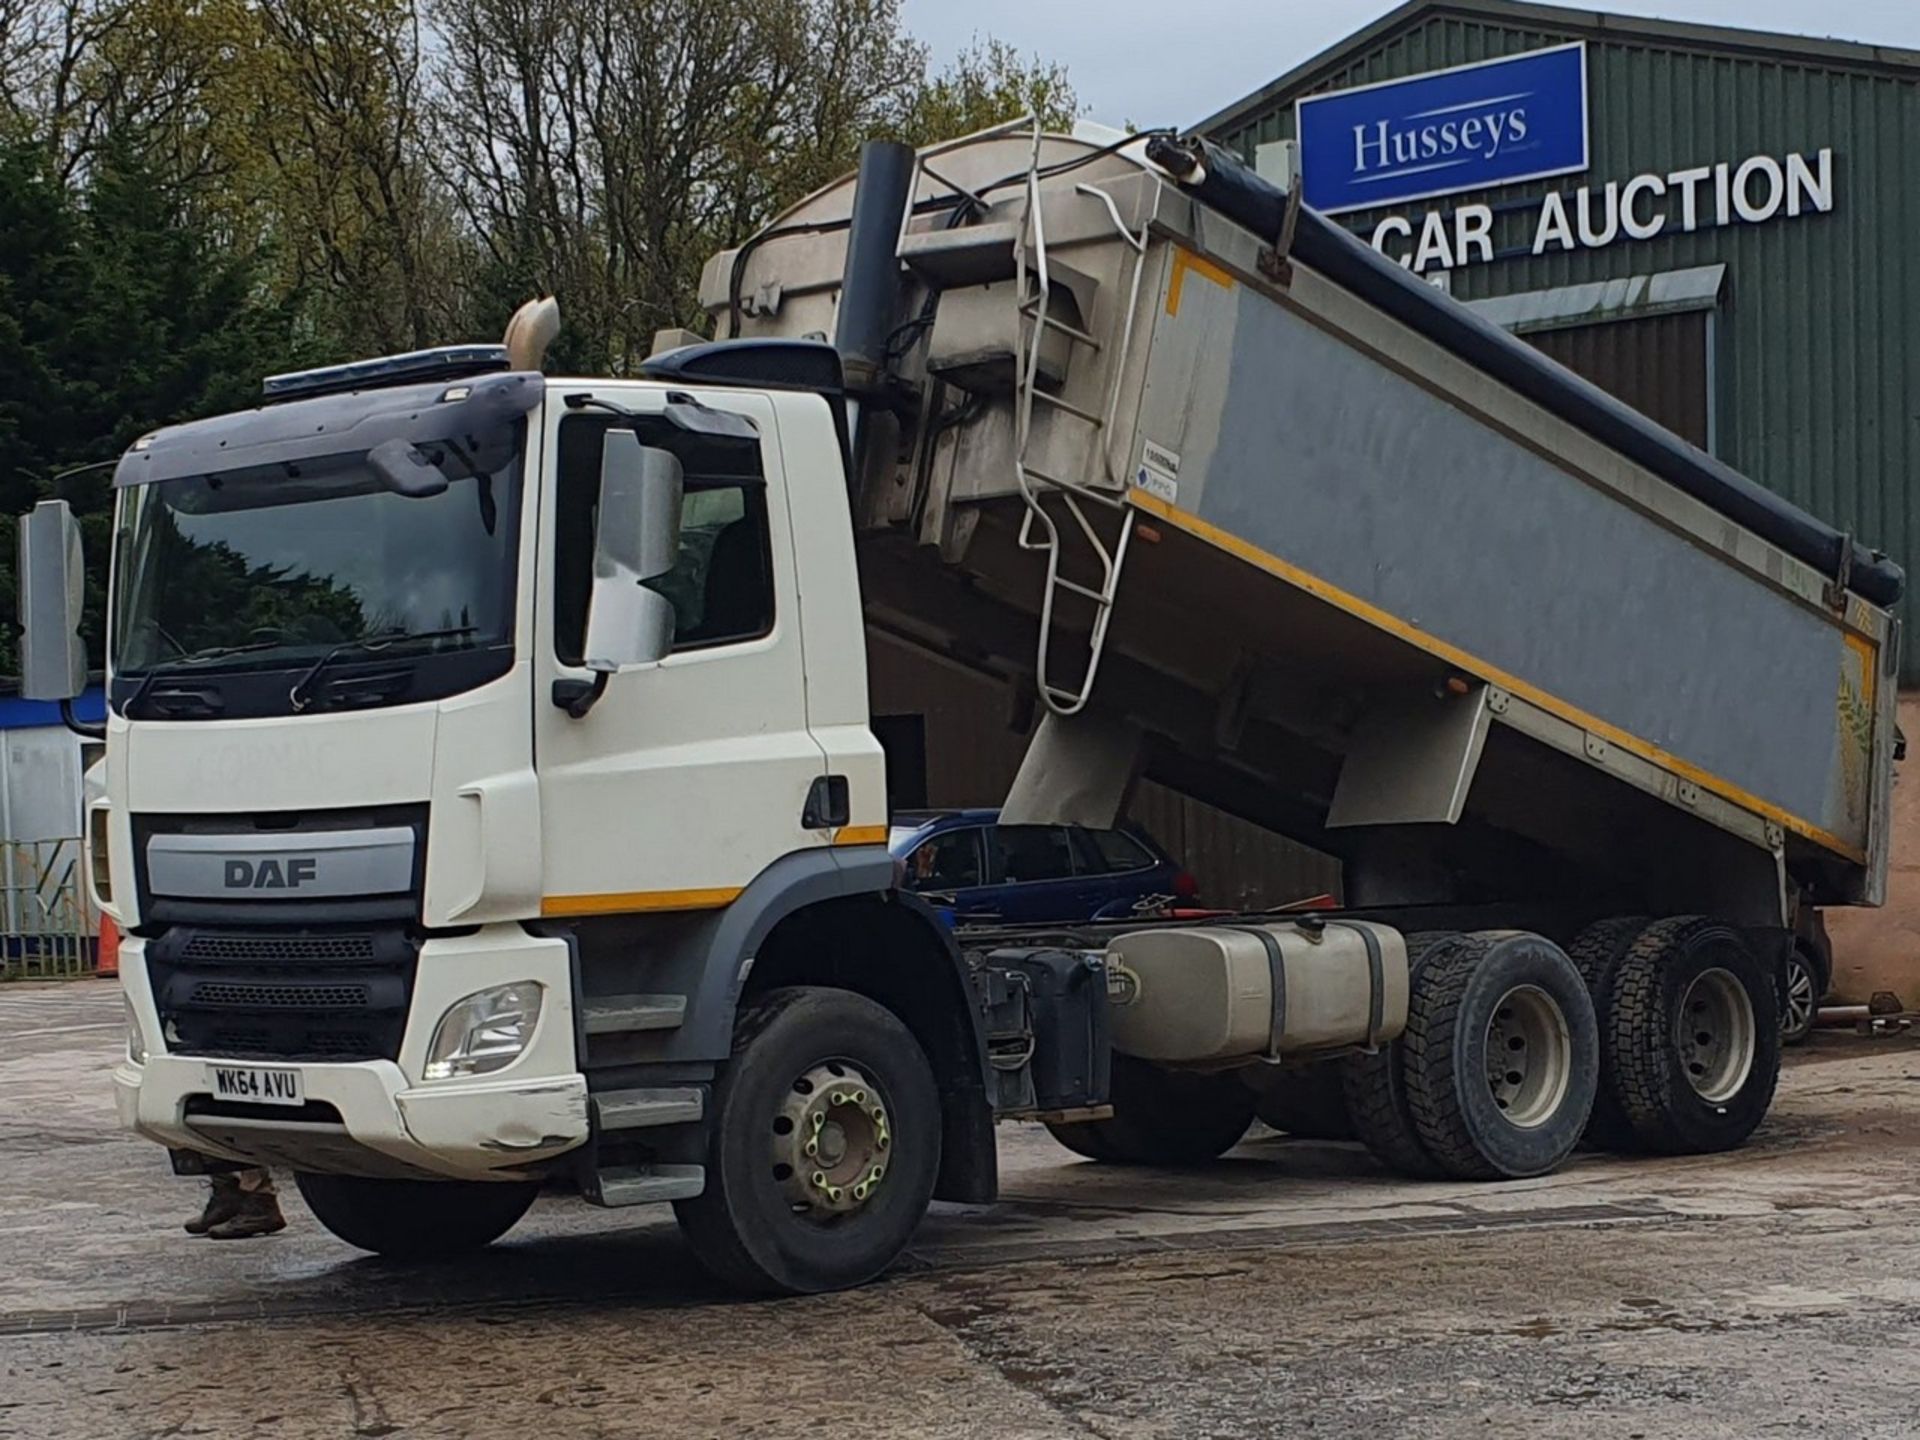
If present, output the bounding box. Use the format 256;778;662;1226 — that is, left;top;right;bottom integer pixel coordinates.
293;1173;538;1259
674;987;941;1296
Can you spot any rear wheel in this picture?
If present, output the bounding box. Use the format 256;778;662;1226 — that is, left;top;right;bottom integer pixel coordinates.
1565;915;1650;1151
1402;932;1599;1180
674;987;941;1295
1046;1055;1256;1165
1608;918;1779;1154
293;1173;538;1260
1340;932;1458;1179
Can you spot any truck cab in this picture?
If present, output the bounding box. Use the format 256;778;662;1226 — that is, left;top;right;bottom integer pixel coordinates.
22;332;1004;1292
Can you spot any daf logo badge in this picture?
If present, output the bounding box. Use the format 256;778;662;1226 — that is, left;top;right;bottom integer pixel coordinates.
223;858;320;890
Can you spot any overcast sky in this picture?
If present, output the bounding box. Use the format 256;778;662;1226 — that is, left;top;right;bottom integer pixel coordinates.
899;1;1920;130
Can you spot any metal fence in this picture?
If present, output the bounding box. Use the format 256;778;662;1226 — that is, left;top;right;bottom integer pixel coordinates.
1;838;95;979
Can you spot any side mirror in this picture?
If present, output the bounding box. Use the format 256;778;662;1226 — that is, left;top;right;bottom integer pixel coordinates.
17;499;87;702
582;431;683;674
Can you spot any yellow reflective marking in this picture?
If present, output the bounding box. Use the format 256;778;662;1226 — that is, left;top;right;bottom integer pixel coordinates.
1127;488;1868;866
831;825;890;846
540;887;742;918
1166;247;1234;317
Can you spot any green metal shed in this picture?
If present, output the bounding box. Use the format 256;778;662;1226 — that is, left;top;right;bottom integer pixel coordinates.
1201;0;1920;676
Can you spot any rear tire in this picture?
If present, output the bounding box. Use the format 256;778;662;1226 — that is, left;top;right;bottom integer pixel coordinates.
1045;1055;1255;1165
674;986;942;1296
293;1173;538;1260
1402;932;1599;1180
1254;1061;1353;1140
1565;916;1650;1151
1608;918;1779;1154
1340;933;1457;1179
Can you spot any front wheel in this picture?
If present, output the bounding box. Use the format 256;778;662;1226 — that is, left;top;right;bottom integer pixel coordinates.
293;1173;538;1259
674;987;941;1296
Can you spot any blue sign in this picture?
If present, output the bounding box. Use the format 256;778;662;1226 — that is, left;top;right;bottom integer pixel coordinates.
1295;43;1589;215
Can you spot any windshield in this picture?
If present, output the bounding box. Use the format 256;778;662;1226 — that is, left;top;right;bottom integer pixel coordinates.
111;432;523;684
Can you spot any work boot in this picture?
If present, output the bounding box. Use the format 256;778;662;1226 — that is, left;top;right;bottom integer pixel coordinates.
183;1177;244;1236
206;1189;287;1240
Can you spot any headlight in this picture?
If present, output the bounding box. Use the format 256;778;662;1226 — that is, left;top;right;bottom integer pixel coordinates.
424;982;543;1081
89;806;112;904
124;996;147;1066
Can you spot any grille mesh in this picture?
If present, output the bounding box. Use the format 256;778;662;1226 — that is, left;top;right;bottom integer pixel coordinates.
189;980;371;1010
180;933;378;966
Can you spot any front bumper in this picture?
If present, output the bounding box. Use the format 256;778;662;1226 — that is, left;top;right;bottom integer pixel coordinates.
116;925;588;1182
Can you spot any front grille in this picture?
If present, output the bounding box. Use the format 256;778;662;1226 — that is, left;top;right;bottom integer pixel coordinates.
189;980;372;1010
148;926;417;1063
182;933;379;966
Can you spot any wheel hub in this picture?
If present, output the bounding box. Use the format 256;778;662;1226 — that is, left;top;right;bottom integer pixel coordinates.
773;1061;891;1219
1483;984;1572;1129
1677;967;1756;1103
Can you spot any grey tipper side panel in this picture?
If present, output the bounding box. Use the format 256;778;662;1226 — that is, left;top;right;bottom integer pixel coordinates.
147;828;414;898
1133;265;1858;846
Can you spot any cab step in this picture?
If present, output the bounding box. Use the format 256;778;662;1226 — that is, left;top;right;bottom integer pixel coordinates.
582;994;687;1035
591;1086;704;1131
588;1163;706;1207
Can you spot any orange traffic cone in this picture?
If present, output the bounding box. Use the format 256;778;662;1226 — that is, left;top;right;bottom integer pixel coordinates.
97;914;119;979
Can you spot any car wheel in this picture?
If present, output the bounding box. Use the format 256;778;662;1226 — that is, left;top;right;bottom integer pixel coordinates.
1780;944;1820;1046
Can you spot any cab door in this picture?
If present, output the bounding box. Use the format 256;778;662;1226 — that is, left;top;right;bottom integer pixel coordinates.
531;384;827;915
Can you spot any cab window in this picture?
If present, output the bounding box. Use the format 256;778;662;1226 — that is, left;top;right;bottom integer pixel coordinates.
553;412;774;664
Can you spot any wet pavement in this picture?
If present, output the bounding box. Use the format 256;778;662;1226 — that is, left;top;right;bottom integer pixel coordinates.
5;980;1920;1437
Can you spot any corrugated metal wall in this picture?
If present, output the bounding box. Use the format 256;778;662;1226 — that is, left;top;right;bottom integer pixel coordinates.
867;631;1342;908
1210;11;1920;676
1527;310;1711;449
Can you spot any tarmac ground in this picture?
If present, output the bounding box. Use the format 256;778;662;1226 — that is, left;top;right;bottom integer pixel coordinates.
4;980;1920;1438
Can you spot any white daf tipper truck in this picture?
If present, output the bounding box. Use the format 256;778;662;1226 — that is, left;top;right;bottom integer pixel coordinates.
17;122;1899;1295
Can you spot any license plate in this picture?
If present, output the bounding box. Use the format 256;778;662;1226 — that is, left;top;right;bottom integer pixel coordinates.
207;1064;305;1107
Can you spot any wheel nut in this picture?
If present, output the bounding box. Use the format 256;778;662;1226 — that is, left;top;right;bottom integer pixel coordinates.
853;1182;869;1201
831;1091;847;1105
812;1170;828;1189
852;1089;867;1105
828;1186;843;1202
804;1138;818;1157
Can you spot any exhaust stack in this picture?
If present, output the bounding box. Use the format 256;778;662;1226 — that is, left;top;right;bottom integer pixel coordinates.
832;140;916;399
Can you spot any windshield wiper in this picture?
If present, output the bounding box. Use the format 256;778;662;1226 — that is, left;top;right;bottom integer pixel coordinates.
288;626;479;712
121;640;289;717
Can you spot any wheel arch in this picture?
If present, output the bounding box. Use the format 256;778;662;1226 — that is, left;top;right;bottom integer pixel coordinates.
563;846;997;1204
746;886;997;1205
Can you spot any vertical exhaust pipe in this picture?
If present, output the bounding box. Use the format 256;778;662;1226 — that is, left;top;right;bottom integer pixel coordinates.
834;139;916;404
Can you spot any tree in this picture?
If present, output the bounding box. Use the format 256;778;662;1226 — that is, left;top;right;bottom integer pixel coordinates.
896;37;1077;148
0;0;1079;677
0;132;302;673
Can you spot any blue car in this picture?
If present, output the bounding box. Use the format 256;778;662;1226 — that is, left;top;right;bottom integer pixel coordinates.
888;808;1196;925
